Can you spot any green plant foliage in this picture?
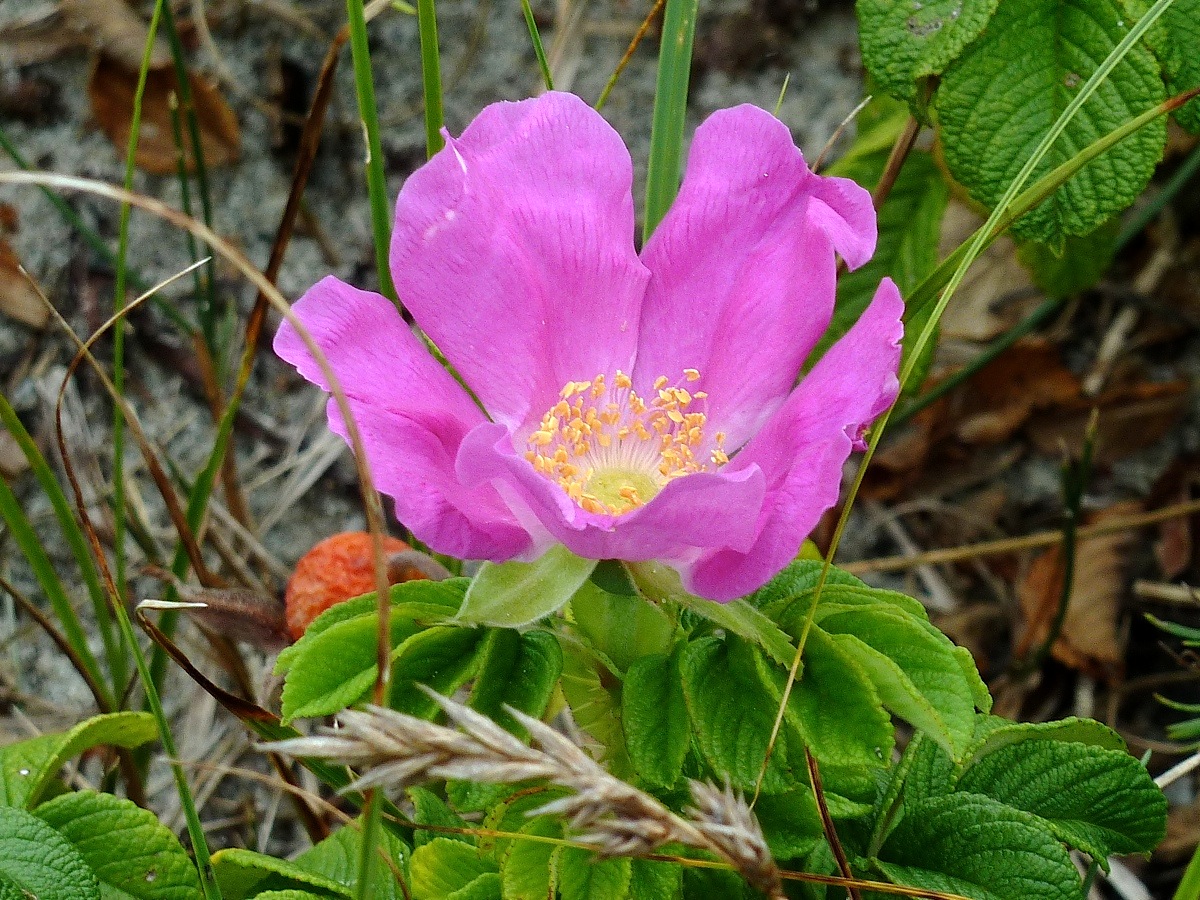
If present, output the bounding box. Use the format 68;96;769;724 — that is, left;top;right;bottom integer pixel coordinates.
558;642;632;777
0;711;157;808
857;0;999;111
752;788;824;860
569;581;675;673
411;787;473;847
875;794;1083;900
0;806;100;899
957;741;1167;864
1122;0;1200;130
469;629;563;737
289;821;410;900
557;849;631;900
34;790;203;900
409;838;497;899
1018;220;1121;298
935;0;1166;244
388;626;487;717
500;817;561;900
458;545;597;627
621;646;690;788
628;859;682;898
211;848;352;899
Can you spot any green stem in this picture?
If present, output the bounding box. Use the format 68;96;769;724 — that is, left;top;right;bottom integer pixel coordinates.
416;0;446;157
643;0;699;240
346;0;400;302
521;0;554;91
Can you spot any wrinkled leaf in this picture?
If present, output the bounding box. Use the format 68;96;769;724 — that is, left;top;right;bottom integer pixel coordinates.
558;849;631;900
409;838;497;900
622;645;690;788
469;629;562;737
0;806;99;900
459;545;597;627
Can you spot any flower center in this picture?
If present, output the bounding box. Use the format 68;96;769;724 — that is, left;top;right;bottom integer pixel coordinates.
524;370;727;516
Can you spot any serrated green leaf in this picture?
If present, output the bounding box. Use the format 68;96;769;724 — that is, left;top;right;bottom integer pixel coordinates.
1018;220;1120;297
936;0;1166;244
275;579;467;673
622;645;689;788
34;790;202;900
558;850;631;900
857;0;1000;107
681;637;806;794
292;818;409;900
679;596;796;667
389;626;487;718
757;627;893;773
957;741;1166;864
410;787;472;847
458;545;596;627
0;806;99;900
280;613;419;723
876;794;1082;900
955;646;993;714
819;607;979;758
681;865;753;899
965;716;1127;766
211;847;350;900
819;148;948;359
446;872;502;900
468;629;562;737
559;643;633;778
628;859;681;899
0;712;157;808
500;817;562;900
753;788;824;860
570;581;674;673
1122;0;1200;131
748;560;869;606
251;892;331;900
409;839;496;900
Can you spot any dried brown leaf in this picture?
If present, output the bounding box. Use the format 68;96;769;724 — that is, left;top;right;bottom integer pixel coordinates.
88;54;240;175
0;239;49;329
1017;501;1140;681
61;0;171;69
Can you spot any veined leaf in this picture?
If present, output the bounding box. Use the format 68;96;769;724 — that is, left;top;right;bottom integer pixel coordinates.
876;794;1082;900
1122;0;1200;131
458;545;596;627
957;741;1166;865
558;849;631;900
410;787;473;848
935;0;1166;244
409;838;497;900
570;581;674;673
0;806;99;900
965;716;1127;765
468;628;562;737
211;847;351;900
0;711;157;808
291;818;410;900
622;645;690;788
390;626;488;718
34;790;202;900
500;817;563;900
559;642;633;777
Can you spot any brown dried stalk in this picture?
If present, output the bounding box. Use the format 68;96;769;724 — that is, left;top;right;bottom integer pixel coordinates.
266;688;783;898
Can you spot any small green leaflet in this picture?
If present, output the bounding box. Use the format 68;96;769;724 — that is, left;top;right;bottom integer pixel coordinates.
569;580;674;673
0;711;157;809
558;849;631;900
34;790;203;900
409;838;497;899
388;626;487;718
291;819;410;900
459;545;597;627
500;817;562;900
211;847;352;899
936;0;1167;245
621;645;690;788
0;806;99;900
468;628;563;737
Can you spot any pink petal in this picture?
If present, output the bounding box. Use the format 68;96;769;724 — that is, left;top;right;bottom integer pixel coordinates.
456;423;765;564
633;104;877;451
683;279;904;601
273;277;531;560
389;92;650;433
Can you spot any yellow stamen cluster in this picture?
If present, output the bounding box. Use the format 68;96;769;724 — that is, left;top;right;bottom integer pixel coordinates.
524;370;727;516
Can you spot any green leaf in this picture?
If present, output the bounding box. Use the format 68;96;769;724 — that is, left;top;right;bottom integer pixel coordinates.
500;817;562;900
458;545;597;627
628;859;682;899
570;581;674;673
34;791;202;900
280;613;419;723
409;839;496;900
211;847;351;900
935;0;1167;244
275;579;467;672
820;149;948;359
957;741;1167;864
251;892;332;900
446;872;502;900
469;629;562;737
1018;220;1120;298
621;646;689;788
0;711;158;808
291;819;410;900
819;607;979;759
857;0;1000;108
758;627;893;773
1122;0;1200;131
558;849;631;900
965;716;1127;765
389;626;487;717
410;787;472;847
680;637;807;794
0;806;99;900
559;643;633;777
678;596;796;667
876;794;1082;900
748;559;871;606
753;788;824;860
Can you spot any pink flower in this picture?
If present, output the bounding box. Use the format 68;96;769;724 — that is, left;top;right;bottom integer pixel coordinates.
274;91;902;602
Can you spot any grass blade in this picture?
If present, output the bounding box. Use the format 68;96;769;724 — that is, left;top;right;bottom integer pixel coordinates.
417;0;446;156
642;0;699;240
521;0;554;91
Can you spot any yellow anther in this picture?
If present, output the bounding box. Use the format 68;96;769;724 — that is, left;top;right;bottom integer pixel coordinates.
684;368;701;381
654;375;669;390
615;371;633;389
